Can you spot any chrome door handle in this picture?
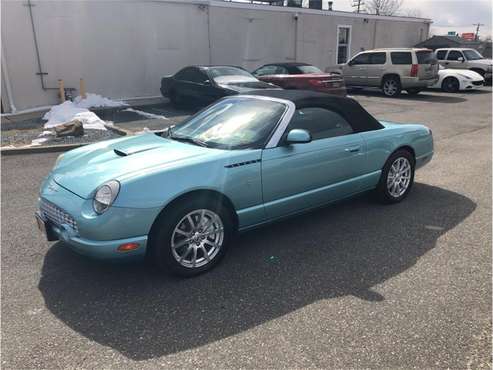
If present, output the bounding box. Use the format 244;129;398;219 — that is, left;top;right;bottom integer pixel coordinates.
345;146;360;153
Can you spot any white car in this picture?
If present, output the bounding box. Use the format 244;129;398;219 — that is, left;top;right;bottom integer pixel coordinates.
431;66;484;93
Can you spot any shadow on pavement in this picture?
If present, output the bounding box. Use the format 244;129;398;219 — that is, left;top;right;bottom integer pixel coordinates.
348;89;468;103
38;184;475;360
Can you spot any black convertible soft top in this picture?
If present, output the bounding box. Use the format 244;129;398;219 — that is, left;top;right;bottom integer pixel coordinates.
244;89;384;133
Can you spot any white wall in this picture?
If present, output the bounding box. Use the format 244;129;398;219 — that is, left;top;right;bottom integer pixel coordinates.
1;0;430;112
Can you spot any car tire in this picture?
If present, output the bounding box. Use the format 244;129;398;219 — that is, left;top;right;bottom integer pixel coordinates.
441;77;460;93
406;88;422;95
382;76;402;97
149;197;234;277
376;149;415;204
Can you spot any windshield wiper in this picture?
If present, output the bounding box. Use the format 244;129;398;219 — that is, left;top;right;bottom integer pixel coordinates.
169;134;208;147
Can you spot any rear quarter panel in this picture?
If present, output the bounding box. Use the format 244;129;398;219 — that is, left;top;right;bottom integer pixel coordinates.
360;122;433;173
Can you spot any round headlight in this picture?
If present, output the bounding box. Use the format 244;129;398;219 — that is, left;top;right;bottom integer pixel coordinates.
93;180;120;214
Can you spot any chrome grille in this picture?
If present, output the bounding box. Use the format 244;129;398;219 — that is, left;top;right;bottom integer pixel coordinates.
39;199;78;233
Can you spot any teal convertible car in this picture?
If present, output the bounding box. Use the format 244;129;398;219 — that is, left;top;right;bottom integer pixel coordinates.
37;90;433;276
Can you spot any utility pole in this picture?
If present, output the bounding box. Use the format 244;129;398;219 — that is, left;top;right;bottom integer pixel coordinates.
473;23;485;41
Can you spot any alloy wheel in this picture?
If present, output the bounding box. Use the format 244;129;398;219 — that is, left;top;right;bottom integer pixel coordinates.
383;79;398;96
387;157;412;198
171;209;224;268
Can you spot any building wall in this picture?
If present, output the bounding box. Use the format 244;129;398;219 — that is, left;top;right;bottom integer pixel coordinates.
1;0;430;112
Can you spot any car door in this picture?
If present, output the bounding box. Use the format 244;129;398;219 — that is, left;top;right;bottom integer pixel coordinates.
172;67;203;100
261;107;367;219
366;52;387;87
443;50;465;70
343;53;370;86
183;68;217;103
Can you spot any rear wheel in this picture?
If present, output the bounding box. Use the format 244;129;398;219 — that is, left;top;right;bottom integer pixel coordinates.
376;149;415;204
382;76;402;97
149;197;234;276
441;77;460;93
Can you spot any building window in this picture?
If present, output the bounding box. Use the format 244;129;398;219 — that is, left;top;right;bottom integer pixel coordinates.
337;25;351;64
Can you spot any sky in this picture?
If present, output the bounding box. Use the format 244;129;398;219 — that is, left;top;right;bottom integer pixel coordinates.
333;0;492;38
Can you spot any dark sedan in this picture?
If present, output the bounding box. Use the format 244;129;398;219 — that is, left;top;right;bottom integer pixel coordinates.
160;65;279;106
252;62;346;96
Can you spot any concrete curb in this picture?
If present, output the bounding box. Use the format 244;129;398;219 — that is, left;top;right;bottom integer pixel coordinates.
1;143;87;155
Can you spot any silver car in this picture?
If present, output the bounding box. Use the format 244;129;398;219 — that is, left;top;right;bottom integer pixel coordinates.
341;48;439;97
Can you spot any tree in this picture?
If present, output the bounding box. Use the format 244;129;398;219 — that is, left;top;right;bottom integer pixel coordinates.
402;8;422;18
365;0;403;15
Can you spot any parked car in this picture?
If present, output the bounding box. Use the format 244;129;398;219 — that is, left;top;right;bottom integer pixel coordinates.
252;62;346;96
340;48;439;97
36;90;433;276
435;48;492;84
160;65;279;106
431;65;484;93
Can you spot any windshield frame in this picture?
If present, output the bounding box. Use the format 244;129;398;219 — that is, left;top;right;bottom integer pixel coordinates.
168;95;295;150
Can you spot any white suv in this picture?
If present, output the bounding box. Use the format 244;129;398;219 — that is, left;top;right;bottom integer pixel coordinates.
340;48;439;97
435;48;492;84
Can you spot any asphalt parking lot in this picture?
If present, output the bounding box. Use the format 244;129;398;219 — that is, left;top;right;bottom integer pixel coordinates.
1;88;491;369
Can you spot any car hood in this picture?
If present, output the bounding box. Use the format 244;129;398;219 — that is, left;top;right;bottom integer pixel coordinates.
439;69;484;79
470;58;493;66
52;133;219;198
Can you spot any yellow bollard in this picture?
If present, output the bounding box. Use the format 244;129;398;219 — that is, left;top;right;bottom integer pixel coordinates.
79;78;86;99
58;79;65;103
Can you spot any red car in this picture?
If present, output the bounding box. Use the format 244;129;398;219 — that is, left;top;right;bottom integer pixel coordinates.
252;62;346;96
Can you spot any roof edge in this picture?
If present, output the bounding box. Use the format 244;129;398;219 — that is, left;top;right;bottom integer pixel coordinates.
151;0;432;23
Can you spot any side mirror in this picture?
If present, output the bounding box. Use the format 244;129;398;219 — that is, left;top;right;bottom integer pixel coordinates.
285;129;312;144
203;79;212;85
458;57;464;62
348;60;355;66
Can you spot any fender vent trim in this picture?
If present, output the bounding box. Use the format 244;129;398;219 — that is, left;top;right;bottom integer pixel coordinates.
225;159;261;168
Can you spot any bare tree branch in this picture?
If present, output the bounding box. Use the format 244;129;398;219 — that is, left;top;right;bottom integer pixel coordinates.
365;0;403;15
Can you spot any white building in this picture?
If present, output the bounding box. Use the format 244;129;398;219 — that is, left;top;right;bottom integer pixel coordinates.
1;0;431;113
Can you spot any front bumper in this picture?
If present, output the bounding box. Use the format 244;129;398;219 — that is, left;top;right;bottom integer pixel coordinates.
38;175;161;260
460;79;485;90
41;218;148;259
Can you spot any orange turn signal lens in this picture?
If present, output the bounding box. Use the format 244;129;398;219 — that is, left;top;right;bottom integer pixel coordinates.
117;242;140;252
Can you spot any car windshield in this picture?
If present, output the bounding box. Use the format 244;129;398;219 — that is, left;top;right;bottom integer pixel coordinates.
169;97;287;150
208;67;258;83
463;49;484;60
297;65;323;74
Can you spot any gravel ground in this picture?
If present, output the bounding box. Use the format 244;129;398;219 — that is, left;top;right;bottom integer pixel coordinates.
1;88;491;369
1;104;189;148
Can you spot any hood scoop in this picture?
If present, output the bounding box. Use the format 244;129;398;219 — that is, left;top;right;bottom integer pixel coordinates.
113;146;161;157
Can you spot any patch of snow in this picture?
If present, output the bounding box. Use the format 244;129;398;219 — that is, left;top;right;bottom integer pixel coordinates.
135;127;152;135
123;108;169;120
39;130;55;136
74;93;127;109
30;137;50;146
42;93;127;130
